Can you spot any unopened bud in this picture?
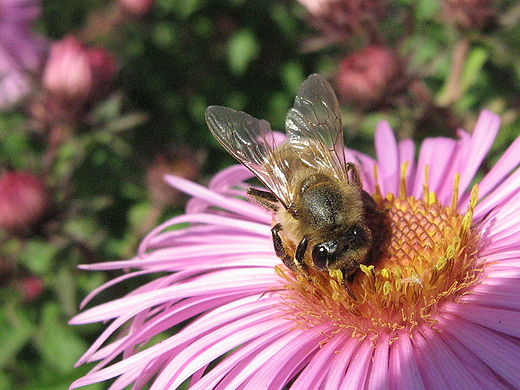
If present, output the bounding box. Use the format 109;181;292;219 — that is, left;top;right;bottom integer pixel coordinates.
117;0;153;17
19;276;44;301
297;0;388;46
0;171;50;234
442;0;496;31
42;35;117;103
42;36;93;101
336;45;404;110
86;46;118;101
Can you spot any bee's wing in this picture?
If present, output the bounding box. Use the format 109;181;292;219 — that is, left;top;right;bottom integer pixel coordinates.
285;74;348;181
205;106;292;208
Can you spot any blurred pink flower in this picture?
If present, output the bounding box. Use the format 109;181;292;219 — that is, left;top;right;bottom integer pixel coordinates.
71;110;520;389
442;0;496;31
0;0;41;25
296;0;330;15
42;36;93;101
336;45;406;109
19;275;44;301
0;170;50;234
296;0;388;49
42;35;117;102
117;0;154;17
0;0;47;110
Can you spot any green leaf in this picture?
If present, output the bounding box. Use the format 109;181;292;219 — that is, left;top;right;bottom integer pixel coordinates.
460;46;488;94
228;29;260;75
159;0;204;19
0;309;34;368
282;62;305;95
34;303;88;373
19;240;58;275
0;370;13;390
20;367;105;390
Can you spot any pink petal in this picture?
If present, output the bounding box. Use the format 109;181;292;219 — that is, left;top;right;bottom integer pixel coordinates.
441;302;520;337
375;120;400;196
340;339;374;390
457;110;501;197
389;331;426;390
322;337;360;390
366;333;390;390
465;130;520;205
290;334;344;389
440;314;520;388
412;137;456;200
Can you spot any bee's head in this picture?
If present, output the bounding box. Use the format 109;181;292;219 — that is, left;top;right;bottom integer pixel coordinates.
312;224;372;274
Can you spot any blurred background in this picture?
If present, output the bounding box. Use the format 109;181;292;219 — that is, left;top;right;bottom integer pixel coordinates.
1;0;520;388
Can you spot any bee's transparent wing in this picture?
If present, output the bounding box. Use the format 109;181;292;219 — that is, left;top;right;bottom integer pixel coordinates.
205;106;292;208
285;74;348;180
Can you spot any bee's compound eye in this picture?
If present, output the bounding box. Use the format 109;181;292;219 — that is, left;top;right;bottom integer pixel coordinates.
346;224;371;247
351;225;364;236
312;244;328;270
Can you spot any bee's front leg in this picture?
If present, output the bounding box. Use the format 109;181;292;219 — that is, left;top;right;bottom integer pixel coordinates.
295;237;309;273
272;223;294;271
271;223;307;274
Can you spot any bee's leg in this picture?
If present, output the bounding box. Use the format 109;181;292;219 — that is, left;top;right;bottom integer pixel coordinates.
342;269;358;301
294;237;309;273
345;162;361;186
247;187;279;212
272;223;299;273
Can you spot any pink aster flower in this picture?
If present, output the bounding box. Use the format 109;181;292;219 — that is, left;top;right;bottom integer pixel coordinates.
70;109;520;390
0;0;47;110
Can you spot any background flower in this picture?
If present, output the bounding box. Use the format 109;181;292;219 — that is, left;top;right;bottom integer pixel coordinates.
0;0;46;110
0;170;50;234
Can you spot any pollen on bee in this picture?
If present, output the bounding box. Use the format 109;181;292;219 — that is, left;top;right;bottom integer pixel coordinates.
277;163;484;343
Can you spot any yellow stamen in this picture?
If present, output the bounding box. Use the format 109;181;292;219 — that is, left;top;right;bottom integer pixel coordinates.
399;161;408;200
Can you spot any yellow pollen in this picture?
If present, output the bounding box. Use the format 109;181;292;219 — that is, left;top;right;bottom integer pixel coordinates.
277;164;483;342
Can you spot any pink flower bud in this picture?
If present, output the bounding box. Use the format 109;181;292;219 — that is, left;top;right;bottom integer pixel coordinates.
86;47;118;100
442;0;495;31
117;0;153;17
19;276;44;301
0;171;50;234
42;35;117;102
336;45;404;109
296;0;388;47
42;36;93;101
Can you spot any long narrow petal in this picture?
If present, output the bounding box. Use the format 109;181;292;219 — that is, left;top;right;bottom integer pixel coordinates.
375;120;400;196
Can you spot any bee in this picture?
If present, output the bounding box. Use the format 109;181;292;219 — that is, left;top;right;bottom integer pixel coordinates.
205;74;382;296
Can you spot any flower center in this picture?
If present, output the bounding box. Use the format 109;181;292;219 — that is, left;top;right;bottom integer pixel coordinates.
277;166;483;341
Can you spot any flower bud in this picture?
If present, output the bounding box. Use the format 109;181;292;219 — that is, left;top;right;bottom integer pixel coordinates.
42;36;92;101
41;36;117;103
19;276;44;301
442;0;495;31
297;0;388;47
0;171;50;234
86;46;118;101
117;0;153;17
336;45;404;110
